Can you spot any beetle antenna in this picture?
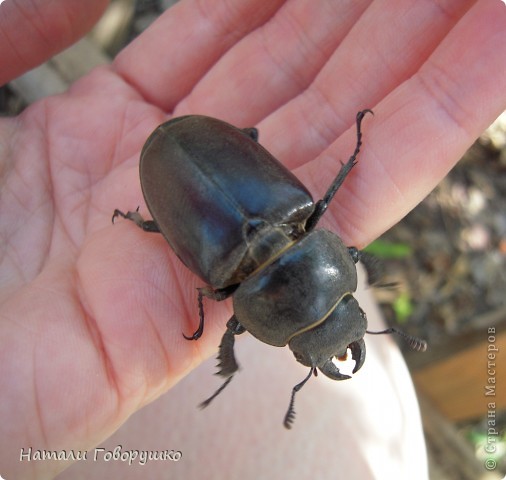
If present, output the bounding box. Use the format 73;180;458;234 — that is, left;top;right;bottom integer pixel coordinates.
283;367;315;429
366;328;427;352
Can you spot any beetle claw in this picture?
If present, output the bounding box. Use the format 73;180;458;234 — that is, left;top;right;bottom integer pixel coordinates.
112;208;160;233
319;359;352;381
182;318;205;339
318;338;366;380
350;338;366;374
182;331;201;341
183;289;206;340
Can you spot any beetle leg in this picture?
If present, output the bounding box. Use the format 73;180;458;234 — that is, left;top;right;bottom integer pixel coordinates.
241;127;259;142
357;250;397;288
183;289;206;340
349;249;399;288
283;367;315;429
199;316;245;408
215;316;245;376
348;246;360;263
183;285;238;340
305;109;373;231
112;208;160;233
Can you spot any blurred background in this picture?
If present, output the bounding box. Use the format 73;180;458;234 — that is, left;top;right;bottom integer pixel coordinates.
1;1;505;478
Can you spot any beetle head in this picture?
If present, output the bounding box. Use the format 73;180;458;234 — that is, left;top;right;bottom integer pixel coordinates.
288;294;367;379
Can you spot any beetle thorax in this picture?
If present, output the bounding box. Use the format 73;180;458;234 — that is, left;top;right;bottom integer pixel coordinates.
232;229;359;347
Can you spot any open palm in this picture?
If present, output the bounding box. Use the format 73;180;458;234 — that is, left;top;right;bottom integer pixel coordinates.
1;1;505;478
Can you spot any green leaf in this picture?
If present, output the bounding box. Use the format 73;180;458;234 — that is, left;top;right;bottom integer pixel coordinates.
364;239;412;258
393;292;413;324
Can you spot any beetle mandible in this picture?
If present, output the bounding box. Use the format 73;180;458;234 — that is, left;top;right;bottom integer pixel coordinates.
113;111;427;428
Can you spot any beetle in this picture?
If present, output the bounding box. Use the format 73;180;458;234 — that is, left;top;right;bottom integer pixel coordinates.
113;111;427;428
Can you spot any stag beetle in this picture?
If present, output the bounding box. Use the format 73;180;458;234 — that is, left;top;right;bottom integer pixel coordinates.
113;111;426;428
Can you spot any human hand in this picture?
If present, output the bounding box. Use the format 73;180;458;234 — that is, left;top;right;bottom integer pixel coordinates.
1;1;505;478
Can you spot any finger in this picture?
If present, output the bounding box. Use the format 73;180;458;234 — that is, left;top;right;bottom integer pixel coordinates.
113;0;285;111
300;1;506;248
173;0;371;123
0;0;108;85
258;0;476;168
163;0;474;140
